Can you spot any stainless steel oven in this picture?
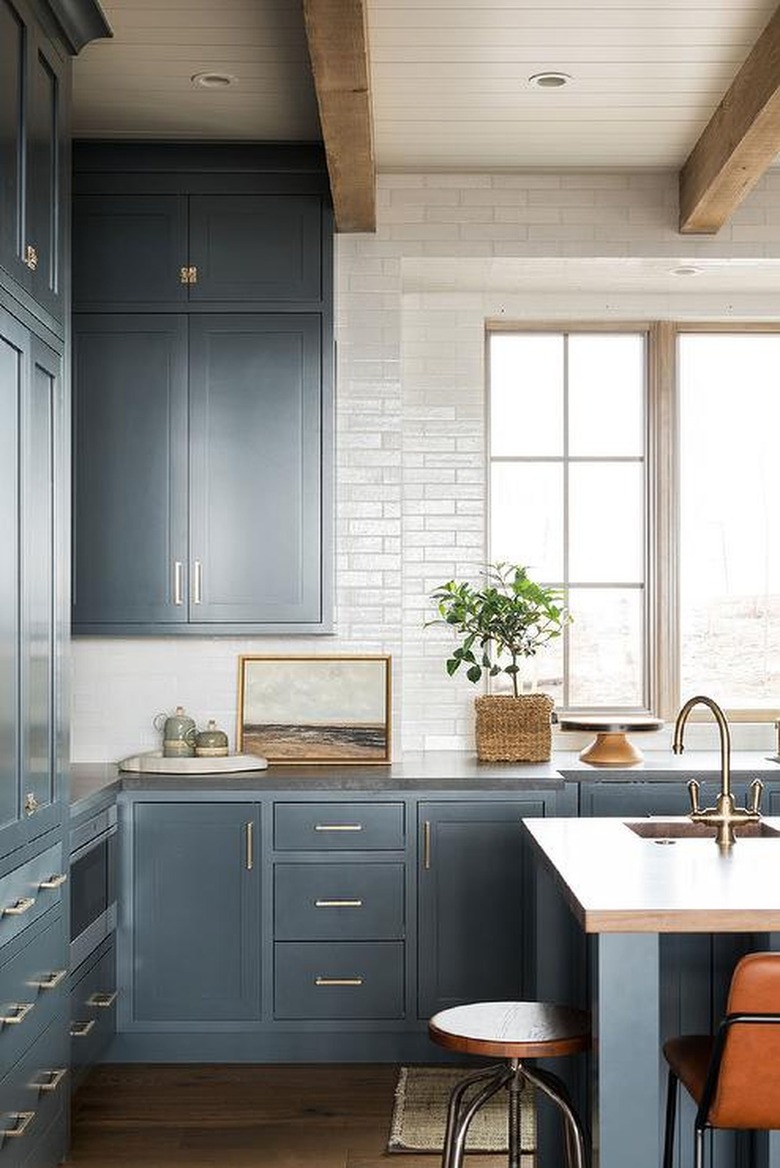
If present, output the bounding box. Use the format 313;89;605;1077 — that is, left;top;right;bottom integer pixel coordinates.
69;805;117;970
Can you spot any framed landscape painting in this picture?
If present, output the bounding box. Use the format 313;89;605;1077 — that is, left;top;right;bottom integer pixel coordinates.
238;655;392;764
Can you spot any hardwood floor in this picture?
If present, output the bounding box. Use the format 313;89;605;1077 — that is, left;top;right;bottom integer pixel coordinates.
69;1064;488;1168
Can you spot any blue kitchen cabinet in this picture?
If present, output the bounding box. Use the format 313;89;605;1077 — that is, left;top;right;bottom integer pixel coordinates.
416;798;554;1018
73;312;326;631
0;0;68;328
71;148;334;635
577;776;722;818
130;802;261;1024
73;192;323;309
0;309;64;860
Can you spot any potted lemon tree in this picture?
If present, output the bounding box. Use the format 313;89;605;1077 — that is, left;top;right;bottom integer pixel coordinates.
428;562;570;761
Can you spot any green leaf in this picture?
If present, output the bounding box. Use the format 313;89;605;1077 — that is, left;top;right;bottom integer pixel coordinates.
466;664;482;684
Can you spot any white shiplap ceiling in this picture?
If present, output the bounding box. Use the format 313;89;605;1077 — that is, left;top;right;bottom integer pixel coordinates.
73;0;780;172
72;0;320;140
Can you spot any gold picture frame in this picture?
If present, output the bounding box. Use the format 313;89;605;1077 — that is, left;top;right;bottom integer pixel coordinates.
237;655;392;764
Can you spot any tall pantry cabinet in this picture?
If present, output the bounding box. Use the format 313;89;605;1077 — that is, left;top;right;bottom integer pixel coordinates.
71;145;334;636
0;0;110;1162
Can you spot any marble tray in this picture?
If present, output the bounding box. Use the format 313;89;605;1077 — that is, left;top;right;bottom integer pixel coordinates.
118;751;268;774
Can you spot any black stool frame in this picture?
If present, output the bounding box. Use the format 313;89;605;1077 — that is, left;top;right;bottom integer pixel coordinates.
441;1058;588;1168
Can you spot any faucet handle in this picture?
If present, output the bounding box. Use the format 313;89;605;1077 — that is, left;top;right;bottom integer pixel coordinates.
748;777;764;815
687;778;701;814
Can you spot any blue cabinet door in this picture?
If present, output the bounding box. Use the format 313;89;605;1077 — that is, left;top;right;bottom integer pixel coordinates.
417;799;549;1018
131;803;261;1023
188;314;324;625
0;309;63;858
72;314;189;628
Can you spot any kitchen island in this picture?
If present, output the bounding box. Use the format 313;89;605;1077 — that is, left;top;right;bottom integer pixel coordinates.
524;816;780;1168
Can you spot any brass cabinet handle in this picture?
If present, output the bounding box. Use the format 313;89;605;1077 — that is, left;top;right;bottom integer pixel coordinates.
35;969;67;990
24;792;39;816
314;823;362;832
4;1111;35;1137
70;1019;96;1037
88;991;117;1009
314;899;363;908
193;560;202;605
1;1002;34;1025
314;977;363;987
245;821;254;871
423;820;431;870
38;873;67;890
3;896;35;917
173;560;184;606
35;1068;67;1094
24;243;38;270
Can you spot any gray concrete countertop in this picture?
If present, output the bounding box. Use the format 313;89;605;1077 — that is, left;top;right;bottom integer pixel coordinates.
68;750;780;817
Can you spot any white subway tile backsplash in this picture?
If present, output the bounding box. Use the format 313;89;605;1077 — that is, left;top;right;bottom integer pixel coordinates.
72;167;780;761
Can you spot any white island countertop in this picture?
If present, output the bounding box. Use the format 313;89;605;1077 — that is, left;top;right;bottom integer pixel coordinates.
523;815;780;934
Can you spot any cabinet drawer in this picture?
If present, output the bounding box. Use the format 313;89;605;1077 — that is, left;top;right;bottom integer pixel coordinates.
274;804;404;851
0;1018;68;1168
274;942;404;1019
70;938;116;1091
0;913;66;1074
0;846;66;952
275;864;404;941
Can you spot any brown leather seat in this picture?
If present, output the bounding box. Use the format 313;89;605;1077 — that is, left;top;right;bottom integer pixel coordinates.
663;951;780;1168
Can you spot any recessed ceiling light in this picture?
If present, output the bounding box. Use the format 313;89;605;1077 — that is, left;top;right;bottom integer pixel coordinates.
528;71;571;88
191;72;238;89
670;265;703;277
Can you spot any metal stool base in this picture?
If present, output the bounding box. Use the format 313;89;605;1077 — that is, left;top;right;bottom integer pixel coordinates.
440;1058;588;1168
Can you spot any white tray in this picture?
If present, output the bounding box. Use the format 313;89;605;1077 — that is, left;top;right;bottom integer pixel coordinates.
118;751;268;774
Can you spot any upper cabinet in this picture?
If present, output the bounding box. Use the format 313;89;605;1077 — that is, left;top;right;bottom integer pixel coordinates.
0;0;67;326
71;145;334;636
73;194;323;307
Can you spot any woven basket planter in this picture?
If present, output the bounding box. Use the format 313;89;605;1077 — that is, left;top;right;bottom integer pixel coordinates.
474;693;554;762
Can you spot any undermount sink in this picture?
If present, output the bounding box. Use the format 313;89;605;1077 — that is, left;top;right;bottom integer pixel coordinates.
625;819;780;841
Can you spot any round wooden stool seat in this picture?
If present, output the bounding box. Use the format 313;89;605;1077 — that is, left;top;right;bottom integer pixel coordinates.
429;1000;591;1060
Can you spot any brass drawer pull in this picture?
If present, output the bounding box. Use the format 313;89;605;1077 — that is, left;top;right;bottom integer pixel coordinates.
4;1110;34;1137
88;991;118;1009
3;896;35;917
38;873;67;890
314;977;363;987
1;1002;34;1025
34;969;67;990
70;1019;96;1038
314;824;362;832
245;821;254;871
173;560;184;606
314;899;363;908
423;820;431;870
35;1068;67;1094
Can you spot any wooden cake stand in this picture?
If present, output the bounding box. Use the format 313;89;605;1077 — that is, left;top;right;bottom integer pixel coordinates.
558;716;664;767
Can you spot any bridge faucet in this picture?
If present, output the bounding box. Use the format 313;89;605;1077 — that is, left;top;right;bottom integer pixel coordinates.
672;695;763;848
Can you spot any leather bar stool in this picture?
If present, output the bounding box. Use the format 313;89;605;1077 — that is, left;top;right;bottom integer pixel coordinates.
663;951;780;1168
428;1000;590;1168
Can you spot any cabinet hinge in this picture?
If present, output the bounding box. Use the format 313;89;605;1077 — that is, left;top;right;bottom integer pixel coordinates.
179;265;198;285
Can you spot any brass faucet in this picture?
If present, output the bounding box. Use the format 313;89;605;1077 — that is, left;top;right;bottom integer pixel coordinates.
672;695;763;848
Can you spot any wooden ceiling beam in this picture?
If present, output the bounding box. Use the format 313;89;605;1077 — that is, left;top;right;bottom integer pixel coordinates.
302;0;376;233
679;4;780;234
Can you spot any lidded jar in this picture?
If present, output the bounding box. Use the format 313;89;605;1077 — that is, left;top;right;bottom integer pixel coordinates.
154;706;197;758
195;720;229;758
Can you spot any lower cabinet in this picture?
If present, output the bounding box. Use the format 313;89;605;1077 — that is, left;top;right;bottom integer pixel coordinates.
417;799;550;1018
130;802;261;1023
69;935;116;1093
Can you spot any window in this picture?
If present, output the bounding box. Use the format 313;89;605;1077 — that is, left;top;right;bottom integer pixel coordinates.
487;324;780;719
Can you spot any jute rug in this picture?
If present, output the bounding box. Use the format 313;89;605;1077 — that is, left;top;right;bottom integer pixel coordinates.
387;1066;536;1157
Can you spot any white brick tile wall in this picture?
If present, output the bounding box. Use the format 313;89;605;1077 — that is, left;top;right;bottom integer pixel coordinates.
72;168;780;761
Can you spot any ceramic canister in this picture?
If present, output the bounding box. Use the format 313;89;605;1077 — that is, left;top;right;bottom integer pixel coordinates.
195;720;229;758
154;706;197;757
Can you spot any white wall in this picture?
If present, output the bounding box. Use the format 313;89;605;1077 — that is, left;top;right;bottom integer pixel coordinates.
71;169;780;762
